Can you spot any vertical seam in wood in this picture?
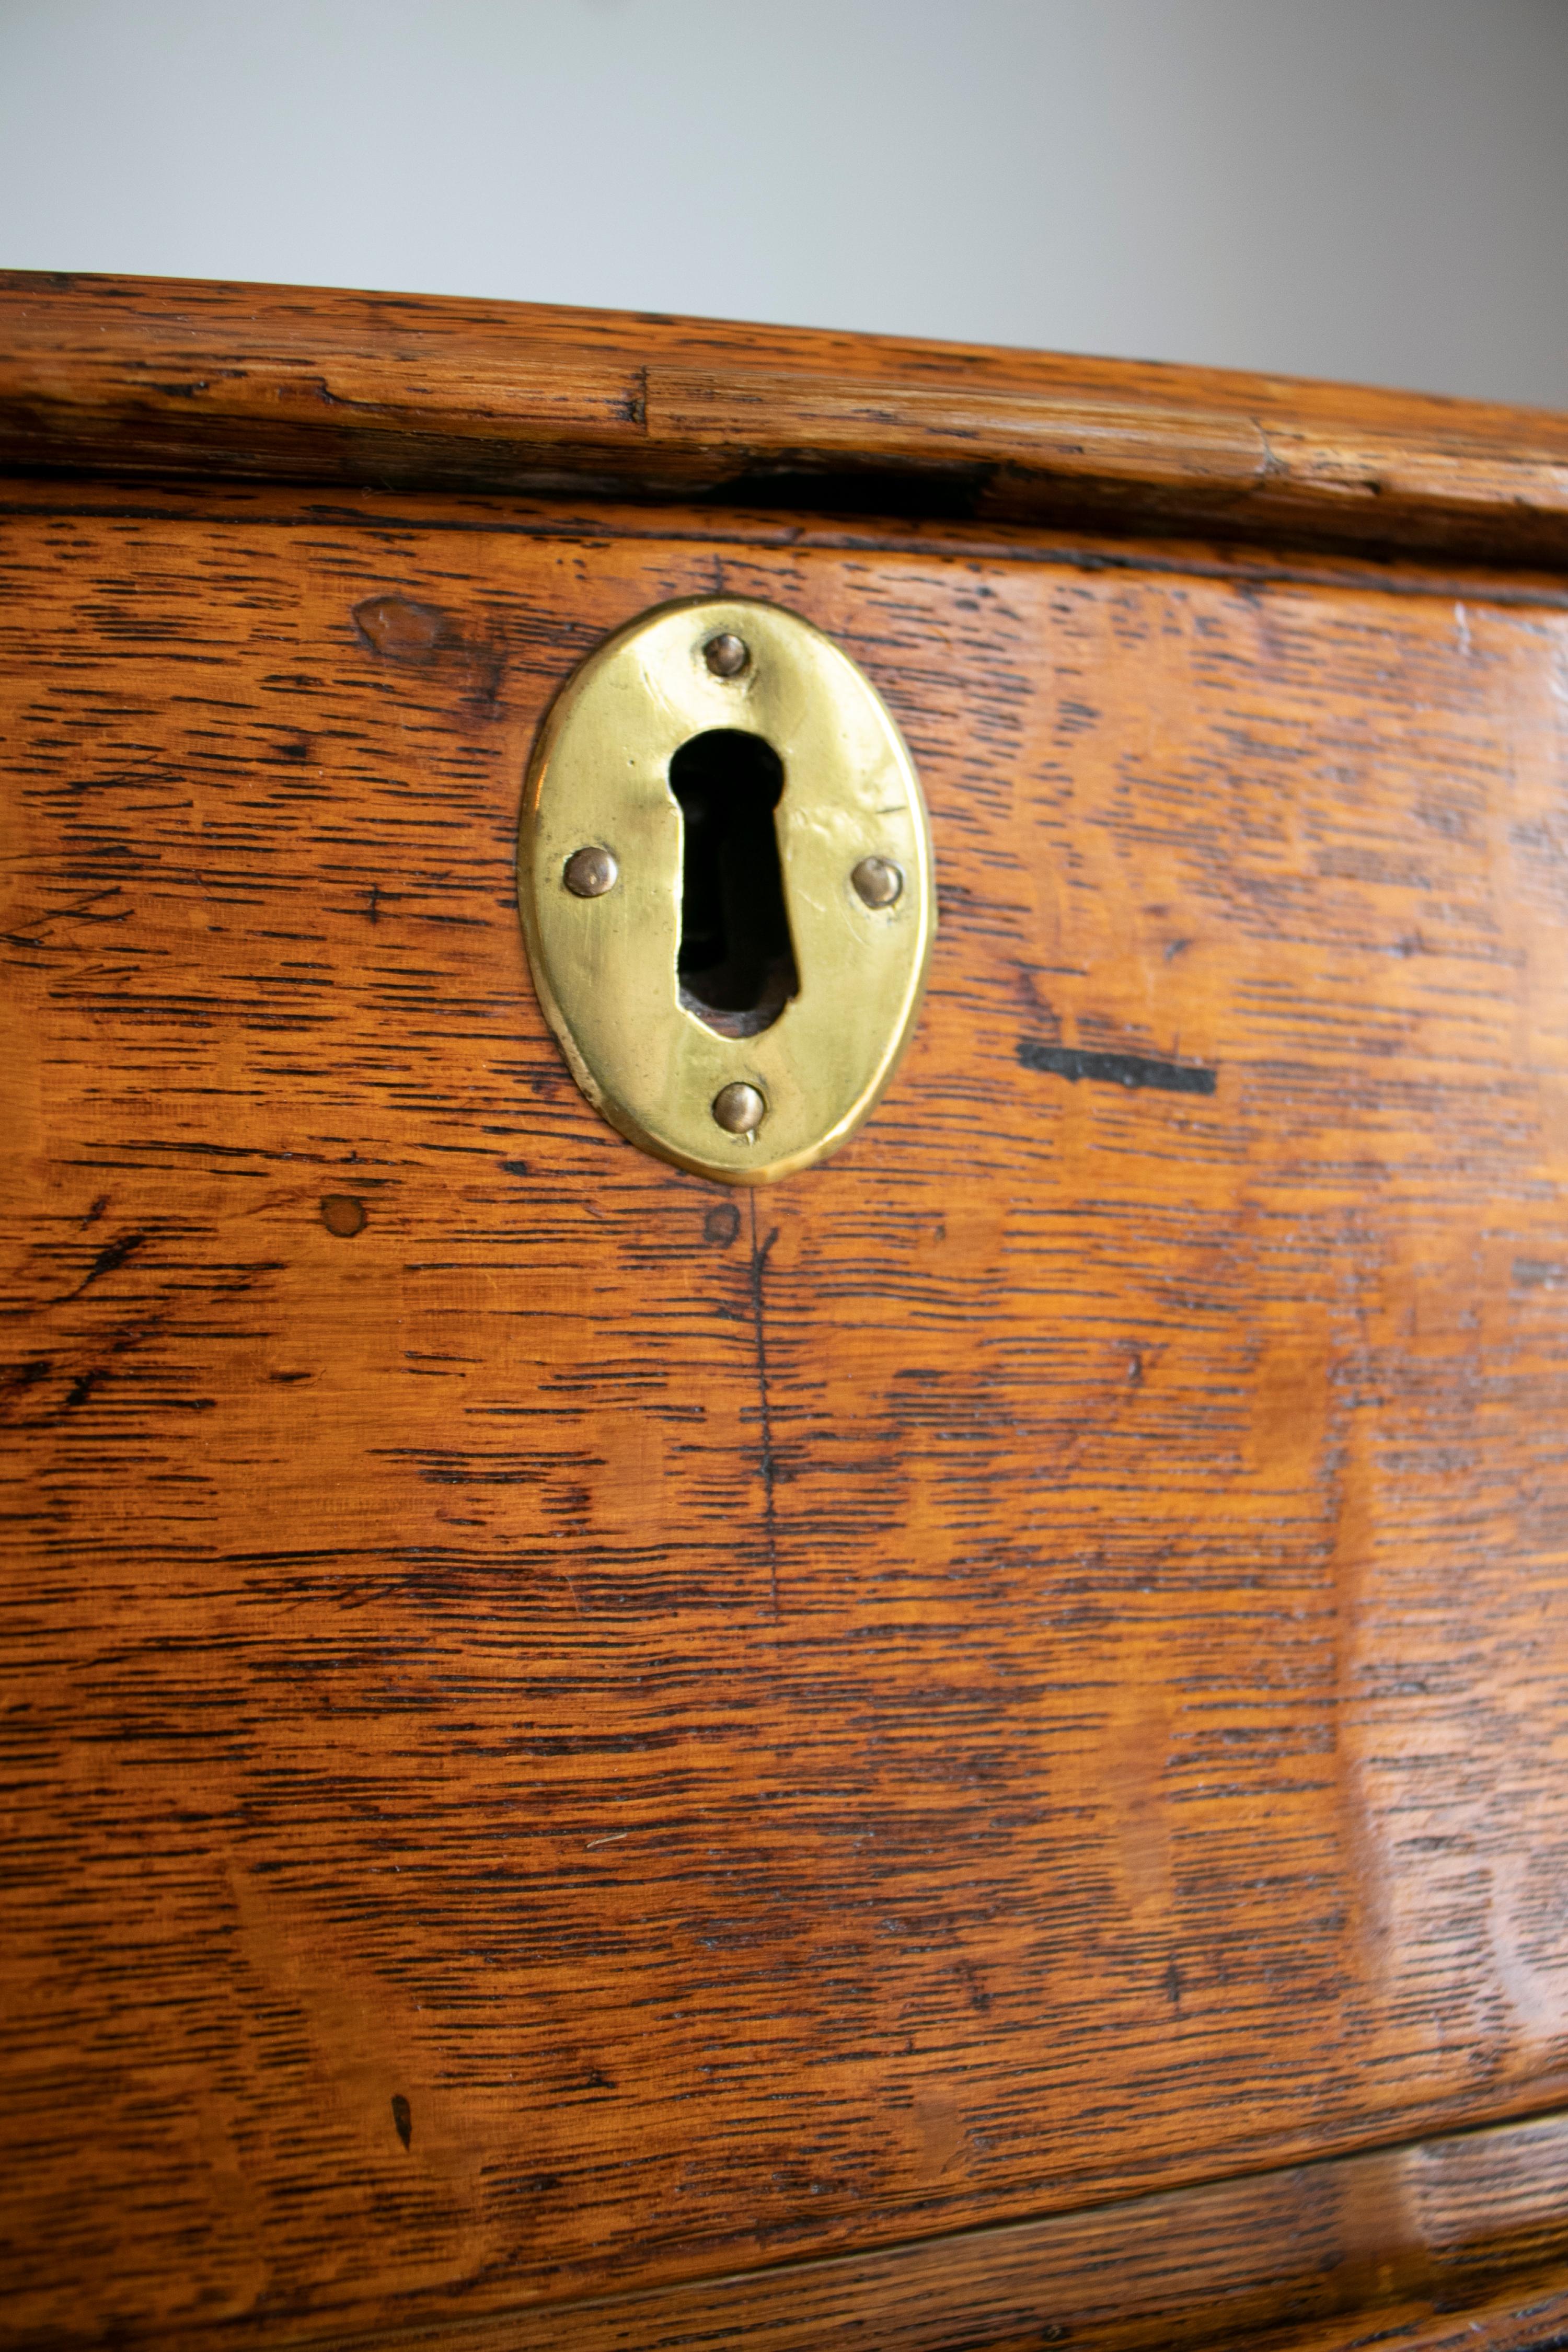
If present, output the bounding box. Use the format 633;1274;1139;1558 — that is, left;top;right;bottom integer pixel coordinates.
748;1191;780;1620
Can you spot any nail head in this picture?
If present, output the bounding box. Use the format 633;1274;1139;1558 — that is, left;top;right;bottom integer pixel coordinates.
704;632;750;679
851;855;904;908
712;1081;766;1136
563;845;618;898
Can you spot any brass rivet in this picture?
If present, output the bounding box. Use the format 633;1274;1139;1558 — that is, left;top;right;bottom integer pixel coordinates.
563;845;618;898
851;855;904;908
704;632;750;679
712;1081;766;1135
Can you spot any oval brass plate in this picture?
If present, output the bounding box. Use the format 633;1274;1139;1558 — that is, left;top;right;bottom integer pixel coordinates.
518;596;935;1185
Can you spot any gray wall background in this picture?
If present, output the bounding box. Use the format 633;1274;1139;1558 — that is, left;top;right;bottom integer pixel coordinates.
2;0;1566;408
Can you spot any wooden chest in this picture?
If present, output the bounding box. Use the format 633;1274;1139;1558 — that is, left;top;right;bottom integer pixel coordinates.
5;272;1568;2351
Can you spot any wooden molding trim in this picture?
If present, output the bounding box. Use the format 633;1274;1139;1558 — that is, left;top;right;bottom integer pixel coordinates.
221;2109;1568;2352
3;271;1568;562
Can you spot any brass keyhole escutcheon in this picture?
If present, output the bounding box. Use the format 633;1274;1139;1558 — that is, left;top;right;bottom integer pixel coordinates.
517;596;935;1185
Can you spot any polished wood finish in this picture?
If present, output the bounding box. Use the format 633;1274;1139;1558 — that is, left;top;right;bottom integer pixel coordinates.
5;281;1568;2350
281;2111;1568;2352
6;270;1568;561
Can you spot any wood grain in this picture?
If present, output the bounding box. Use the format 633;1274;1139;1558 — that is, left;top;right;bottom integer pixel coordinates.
6;271;1568;561
6;478;1568;2346
275;2109;1568;2352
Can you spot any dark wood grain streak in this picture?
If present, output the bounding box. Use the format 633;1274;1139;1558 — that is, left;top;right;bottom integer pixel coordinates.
7;271;1568;561
11;470;1568;618
6;490;1568;2348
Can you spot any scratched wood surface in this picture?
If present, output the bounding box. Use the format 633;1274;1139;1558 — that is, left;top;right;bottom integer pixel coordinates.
8;270;1568;562
5;480;1568;2351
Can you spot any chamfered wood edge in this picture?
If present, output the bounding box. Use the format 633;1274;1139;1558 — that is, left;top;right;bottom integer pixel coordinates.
2;269;1568;564
65;2107;1568;2352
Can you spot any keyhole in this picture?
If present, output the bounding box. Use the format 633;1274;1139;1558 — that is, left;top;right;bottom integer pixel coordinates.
668;730;799;1038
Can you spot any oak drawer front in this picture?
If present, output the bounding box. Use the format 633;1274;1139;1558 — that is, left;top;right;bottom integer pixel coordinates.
5;489;1568;2350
